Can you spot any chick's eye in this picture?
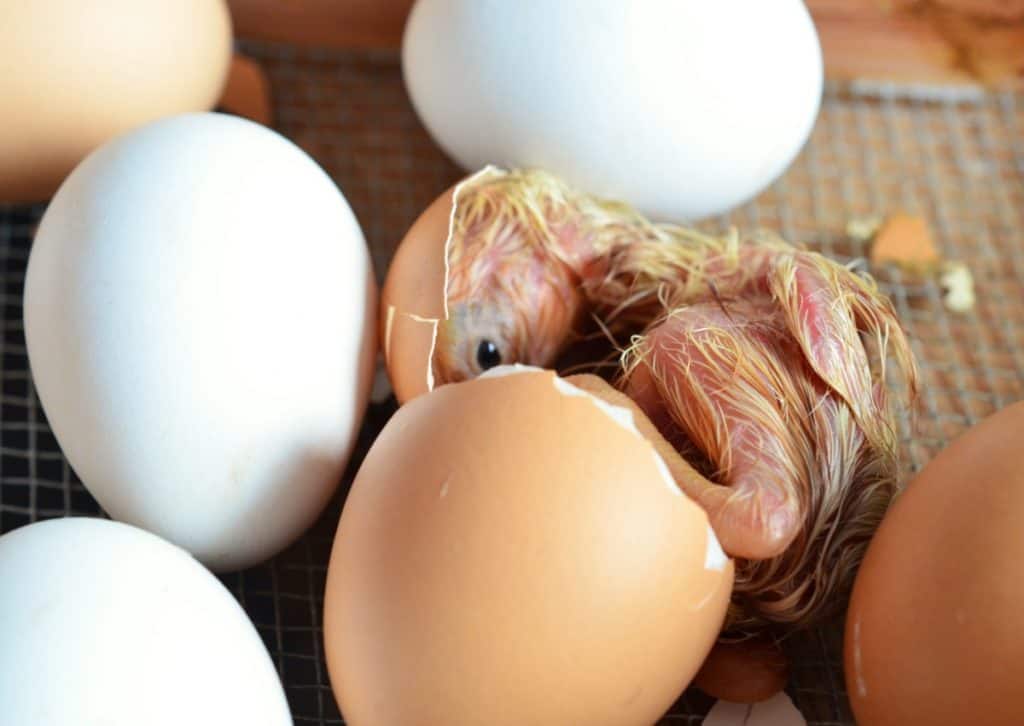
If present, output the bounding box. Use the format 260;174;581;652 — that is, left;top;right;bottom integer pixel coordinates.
475;339;502;371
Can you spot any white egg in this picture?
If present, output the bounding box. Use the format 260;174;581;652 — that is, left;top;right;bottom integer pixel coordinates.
403;0;823;221
24;113;376;571
0;518;291;726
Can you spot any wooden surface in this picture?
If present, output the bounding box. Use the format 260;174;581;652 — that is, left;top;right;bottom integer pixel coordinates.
227;0;413;49
226;0;1024;86
809;0;1024;86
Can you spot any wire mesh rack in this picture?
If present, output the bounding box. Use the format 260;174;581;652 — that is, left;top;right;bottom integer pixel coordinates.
1;42;1022;724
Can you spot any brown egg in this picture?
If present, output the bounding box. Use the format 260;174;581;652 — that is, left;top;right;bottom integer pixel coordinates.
0;0;231;202
219;53;274;126
324;367;733;725
845;401;1024;725
693;636;788;704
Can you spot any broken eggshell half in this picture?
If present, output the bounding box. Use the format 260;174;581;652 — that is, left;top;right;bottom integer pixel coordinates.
324;366;733;725
381;166;503;404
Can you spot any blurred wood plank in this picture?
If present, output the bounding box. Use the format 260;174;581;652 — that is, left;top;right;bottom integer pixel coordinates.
227;0;414;49
931;0;1024;22
226;0;1023;86
808;0;1024;85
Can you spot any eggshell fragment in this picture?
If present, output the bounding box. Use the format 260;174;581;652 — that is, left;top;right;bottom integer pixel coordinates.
869;213;939;267
939;261;975;313
846;401;1024;725
324;367;733;725
845;215;883;242
703;692;806;726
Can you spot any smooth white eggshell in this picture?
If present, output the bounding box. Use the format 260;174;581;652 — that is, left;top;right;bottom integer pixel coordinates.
24;113;376;571
0;518;291;726
403;0;823;221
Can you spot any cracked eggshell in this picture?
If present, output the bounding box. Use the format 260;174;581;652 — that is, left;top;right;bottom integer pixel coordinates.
380;184;452;403
381;167;503;404
324;367;733;726
845;401;1024;725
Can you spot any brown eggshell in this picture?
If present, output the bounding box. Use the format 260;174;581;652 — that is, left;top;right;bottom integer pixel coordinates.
380;167;508;404
0;0;232;203
846;401;1024;725
556;381;789;705
379;186;452;403
324;367;734;725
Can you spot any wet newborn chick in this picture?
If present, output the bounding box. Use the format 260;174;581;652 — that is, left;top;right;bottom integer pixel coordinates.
430;167;918;633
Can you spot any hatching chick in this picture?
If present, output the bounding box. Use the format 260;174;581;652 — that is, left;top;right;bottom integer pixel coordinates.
431;167;918;633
